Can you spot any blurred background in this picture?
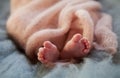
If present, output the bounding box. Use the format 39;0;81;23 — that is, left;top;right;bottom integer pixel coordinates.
0;0;120;78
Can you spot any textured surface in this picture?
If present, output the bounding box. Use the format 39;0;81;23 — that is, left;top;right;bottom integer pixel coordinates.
0;0;120;78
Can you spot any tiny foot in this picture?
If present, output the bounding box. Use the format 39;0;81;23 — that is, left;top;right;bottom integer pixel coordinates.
81;38;91;53
61;34;91;59
37;41;60;64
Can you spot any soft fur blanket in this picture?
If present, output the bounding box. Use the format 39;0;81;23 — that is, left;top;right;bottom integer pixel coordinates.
0;0;120;78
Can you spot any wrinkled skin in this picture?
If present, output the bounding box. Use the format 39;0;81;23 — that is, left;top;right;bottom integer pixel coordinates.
7;0;118;65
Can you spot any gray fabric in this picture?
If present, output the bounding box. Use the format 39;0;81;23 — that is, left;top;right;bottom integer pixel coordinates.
0;0;120;78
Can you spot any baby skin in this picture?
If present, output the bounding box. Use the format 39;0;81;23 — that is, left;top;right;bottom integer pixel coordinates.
37;34;90;64
7;0;118;65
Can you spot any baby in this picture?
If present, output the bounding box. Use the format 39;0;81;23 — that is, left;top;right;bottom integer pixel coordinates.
7;0;118;65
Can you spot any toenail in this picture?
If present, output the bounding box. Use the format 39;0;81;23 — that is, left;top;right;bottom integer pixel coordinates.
83;49;88;53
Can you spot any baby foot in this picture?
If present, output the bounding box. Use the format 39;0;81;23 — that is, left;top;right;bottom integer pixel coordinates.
37;41;60;64
61;34;90;59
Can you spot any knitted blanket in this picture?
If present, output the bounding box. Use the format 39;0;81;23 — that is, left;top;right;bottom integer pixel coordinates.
0;0;120;78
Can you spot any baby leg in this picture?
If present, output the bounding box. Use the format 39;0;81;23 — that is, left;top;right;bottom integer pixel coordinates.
24;0;91;40
94;13;118;54
60;10;94;60
11;0;32;13
37;41;60;64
